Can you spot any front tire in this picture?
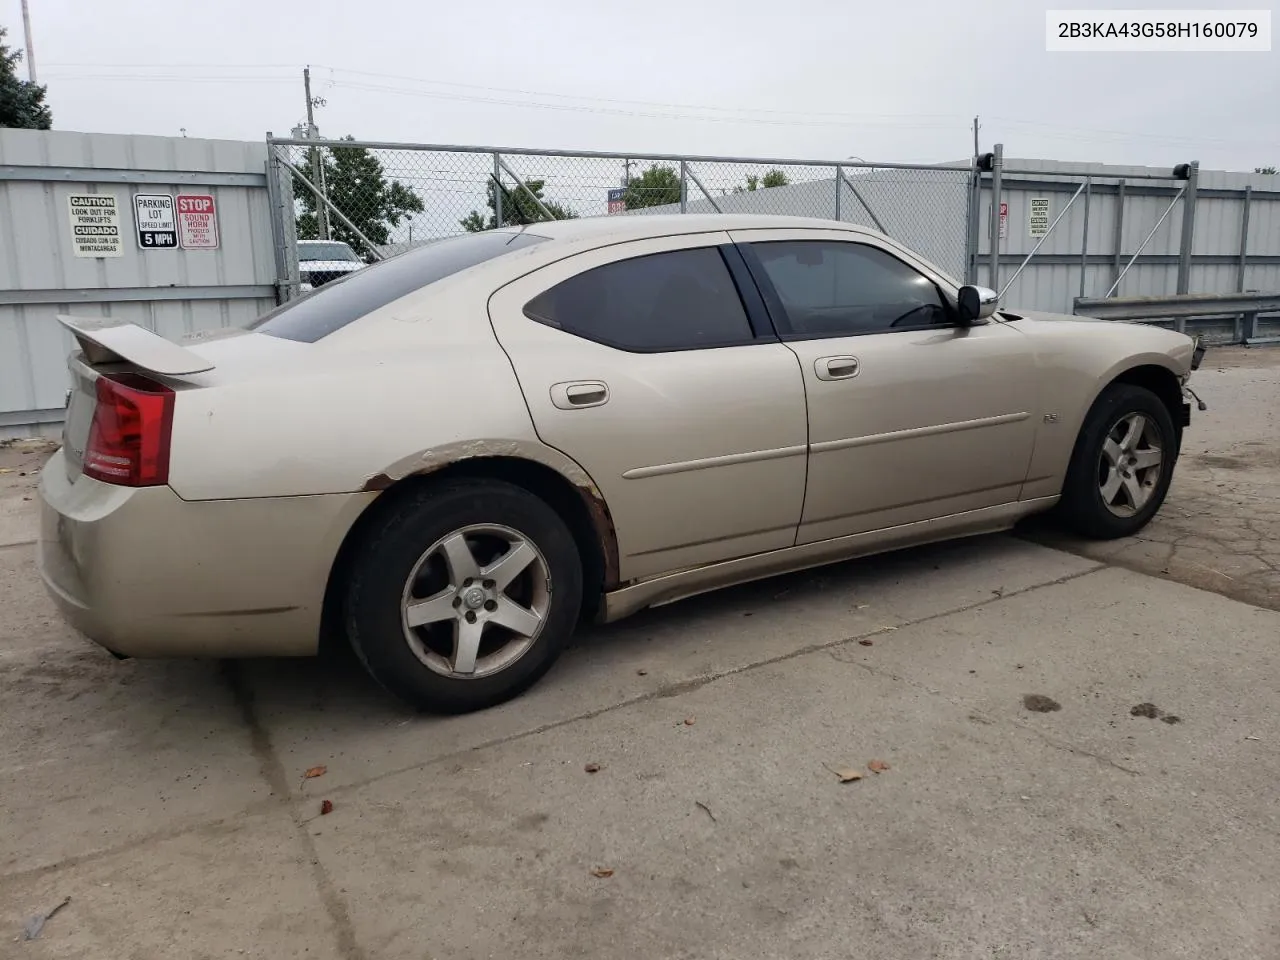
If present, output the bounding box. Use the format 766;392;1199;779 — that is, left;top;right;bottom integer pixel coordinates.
344;479;583;714
1057;382;1177;540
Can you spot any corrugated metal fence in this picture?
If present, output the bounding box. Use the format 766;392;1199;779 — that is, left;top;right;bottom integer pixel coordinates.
0;129;279;438
975;157;1280;335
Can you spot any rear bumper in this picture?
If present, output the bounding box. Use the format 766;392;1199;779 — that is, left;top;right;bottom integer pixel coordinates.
37;448;375;658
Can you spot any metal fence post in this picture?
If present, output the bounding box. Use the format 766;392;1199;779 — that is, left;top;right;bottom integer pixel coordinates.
965;164;982;285
493;153;503;228
265;139;300;302
1078;177;1091;299
1237;184;1252;292
987;143;1003;291
834;164;842;221
679;160;688;213
1176;160;1199;297
1110;179;1126;294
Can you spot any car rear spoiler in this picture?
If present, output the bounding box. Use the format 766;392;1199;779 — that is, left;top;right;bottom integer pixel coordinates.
56;314;215;376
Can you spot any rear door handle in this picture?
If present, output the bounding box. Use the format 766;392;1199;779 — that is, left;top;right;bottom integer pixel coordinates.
815;356;860;380
551;381;609;410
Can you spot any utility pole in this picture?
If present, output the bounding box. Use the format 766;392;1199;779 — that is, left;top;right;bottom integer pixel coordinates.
303;66;331;240
973;116;979;160
623;159;632;186
21;0;37;83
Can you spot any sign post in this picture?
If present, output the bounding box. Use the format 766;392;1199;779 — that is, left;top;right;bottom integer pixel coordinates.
177;194;220;249
133;193;177;249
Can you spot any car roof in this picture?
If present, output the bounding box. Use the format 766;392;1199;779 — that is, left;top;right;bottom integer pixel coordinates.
519;213;885;245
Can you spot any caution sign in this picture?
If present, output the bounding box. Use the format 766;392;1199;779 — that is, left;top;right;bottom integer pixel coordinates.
67;194;123;258
177;194;219;249
134;193;177;249
1028;197;1050;238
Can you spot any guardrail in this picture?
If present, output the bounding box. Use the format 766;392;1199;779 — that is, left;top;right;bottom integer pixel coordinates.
1072;292;1280;346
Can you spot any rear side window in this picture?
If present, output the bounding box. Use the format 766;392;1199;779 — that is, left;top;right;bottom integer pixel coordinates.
252;230;549;343
523;247;753;352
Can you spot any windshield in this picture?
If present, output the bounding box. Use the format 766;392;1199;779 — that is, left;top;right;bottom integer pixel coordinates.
252;230;550;343
299;242;362;263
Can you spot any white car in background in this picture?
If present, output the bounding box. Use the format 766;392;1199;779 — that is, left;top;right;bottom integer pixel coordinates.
297;240;365;291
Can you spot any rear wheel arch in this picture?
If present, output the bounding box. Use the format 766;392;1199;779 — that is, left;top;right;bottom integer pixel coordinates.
320;455;615;656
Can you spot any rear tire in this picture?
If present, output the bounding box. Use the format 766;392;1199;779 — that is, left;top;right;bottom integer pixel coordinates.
1057;383;1177;540
344;479;583;714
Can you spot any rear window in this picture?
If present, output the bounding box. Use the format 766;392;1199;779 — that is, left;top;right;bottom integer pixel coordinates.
251;230;549;343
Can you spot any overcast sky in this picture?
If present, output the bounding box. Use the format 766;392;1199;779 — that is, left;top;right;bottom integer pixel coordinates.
9;0;1278;172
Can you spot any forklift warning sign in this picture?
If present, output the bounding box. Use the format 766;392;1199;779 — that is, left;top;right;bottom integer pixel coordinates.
177;194;219;249
67;194;123;258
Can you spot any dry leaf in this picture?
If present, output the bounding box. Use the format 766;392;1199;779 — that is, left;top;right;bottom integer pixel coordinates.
320;799;334;815
0;468;12;475
858;639;874;647
590;867;614;878
831;767;863;782
303;765;327;779
584;763;601;774
868;759;890;773
683;716;696;726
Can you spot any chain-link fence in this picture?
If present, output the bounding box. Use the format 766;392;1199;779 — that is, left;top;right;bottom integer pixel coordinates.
265;138;976;299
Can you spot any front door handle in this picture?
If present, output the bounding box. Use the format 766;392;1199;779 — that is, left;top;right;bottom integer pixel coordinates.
551;381;609;410
815;356;860;380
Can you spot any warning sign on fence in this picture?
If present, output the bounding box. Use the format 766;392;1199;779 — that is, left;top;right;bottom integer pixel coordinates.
1028;197;1050;238
177;194;219;249
67;194;123;258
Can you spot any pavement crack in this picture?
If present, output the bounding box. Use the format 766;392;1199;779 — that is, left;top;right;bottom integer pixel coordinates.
1019;725;1142;776
221;661;367;960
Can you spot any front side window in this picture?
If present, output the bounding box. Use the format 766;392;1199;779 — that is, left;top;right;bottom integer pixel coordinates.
523;246;754;352
748;240;952;338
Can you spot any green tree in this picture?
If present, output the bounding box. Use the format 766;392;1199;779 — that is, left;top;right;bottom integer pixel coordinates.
0;27;51;129
294;136;423;254
622;164;681;209
1256;166;1277;175
734;168;790;193
460;177;576;232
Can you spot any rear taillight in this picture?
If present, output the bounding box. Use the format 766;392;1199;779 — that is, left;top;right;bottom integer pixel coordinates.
83;373;175;487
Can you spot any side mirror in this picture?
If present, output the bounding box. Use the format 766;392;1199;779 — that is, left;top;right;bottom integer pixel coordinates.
956;285;999;325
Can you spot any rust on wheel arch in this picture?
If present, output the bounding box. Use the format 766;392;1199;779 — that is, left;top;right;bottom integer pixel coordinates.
359;440;621;592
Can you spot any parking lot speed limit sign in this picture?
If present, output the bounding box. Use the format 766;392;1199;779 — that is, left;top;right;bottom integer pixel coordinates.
133;193;177;249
